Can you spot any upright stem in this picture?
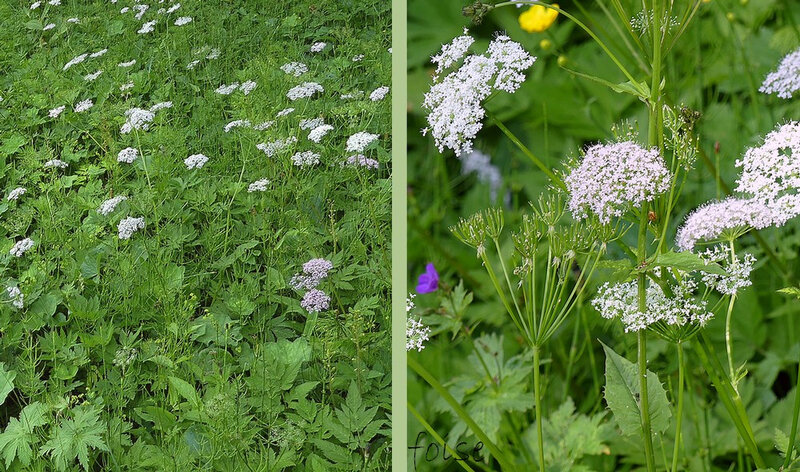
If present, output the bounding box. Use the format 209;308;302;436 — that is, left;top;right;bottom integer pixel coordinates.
785;359;800;468
638;330;656;472
671;343;685;472
533;345;545;471
725;293;737;384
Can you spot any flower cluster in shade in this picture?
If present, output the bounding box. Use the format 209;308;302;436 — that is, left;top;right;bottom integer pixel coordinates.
10;238;34;257
291;258;334;313
118;217;145;240
565;141;671;224
423;30;536;156
760;48;800;99
6;286;24;310
406;293;431;352
677;121;800;250
460;150;502;200
593;276;711;333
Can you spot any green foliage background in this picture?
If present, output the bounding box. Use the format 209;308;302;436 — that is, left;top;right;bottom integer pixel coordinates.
408;0;800;470
0;0;391;470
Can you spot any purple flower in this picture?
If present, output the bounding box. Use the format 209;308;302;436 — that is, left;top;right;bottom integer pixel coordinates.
416;263;439;294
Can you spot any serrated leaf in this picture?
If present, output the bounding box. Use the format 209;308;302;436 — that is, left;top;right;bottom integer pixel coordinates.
40;405;108;471
653;250;727;275
0;363;15;406
0;402;48;467
601;342;671;437
0;134;25;155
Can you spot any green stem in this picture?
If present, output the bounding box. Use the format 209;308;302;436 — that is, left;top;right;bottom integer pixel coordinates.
533;346;545;471
408;356;518;472
695;333;766;468
489;113;564;190
725;293;737;384
671;343;685;472
785;358;800;468
408;403;477;472
638;330;656;472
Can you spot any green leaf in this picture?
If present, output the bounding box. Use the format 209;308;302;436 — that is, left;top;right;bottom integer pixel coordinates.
168;376;199;406
0;363;15;406
40;405;108;471
778;286;800;299
652;250;727;275
0;134;25;156
0;402;48;467
601;342;671;437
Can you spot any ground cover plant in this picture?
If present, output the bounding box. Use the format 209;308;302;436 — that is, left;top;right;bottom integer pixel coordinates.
0;0;391;470
408;0;800;471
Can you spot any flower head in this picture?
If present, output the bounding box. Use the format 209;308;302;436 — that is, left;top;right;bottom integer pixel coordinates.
117;147;139;163
291;151;320;167
10;238;34;257
184;153;209;169
301;289;330;313
407;317;431;352
416;263;439;294
308;124;334;143
423;32;535;156
675;197;777;251
346;132;379;152
7;187;26;201
565;141;671;223
760;48;800;99
519;4;559;33
98;196;127;215
287;82;323;100
118;217;145;239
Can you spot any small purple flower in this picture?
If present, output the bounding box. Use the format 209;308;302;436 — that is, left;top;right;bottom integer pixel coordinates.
416;263;439;294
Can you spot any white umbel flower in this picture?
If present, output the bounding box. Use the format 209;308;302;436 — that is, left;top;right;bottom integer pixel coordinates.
6;286;24;310
308;124;334;143
247;179;270;193
74;99;94;112
280;62;308;77
174;16;192;26
291;151;320;167
760;48;800;99
49;105;66;118
310;42;327;53
121;107;155;133
118;59;136;67
239;80;257;95
287;82;323;100
257;137;297;157
345;132;379;152
98;195;128;215
117;147;139;163
300;118;325;130
44;159;68;169
565;141;671;224
369;86;390;101
138;20;157;34
215;83;240;95
7;187;26;201
84;70;103;81
184;154;209;169
118;217;145;239
676;197;777;251
10;238;34;257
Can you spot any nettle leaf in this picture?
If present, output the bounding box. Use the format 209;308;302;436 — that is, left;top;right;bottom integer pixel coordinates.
601;342;671;437
652;251;727;276
0;364;15;406
0;402;48;467
40;405;108;471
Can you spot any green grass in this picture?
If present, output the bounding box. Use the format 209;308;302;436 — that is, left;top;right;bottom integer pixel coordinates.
408;0;800;471
0;1;391;470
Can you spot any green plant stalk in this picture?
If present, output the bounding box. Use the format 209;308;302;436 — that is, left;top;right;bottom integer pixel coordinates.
725;241;738;385
671;343;685;472
533;345;545;471
408;356;517;471
785;358;800;468
490;114;564;190
695;333;766;468
638;330;656;472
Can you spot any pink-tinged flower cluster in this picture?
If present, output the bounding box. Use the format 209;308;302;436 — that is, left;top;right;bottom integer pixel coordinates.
290;258;333;290
423;31;536;156
565;141;671;223
301;289;330;313
677;122;800;250
676;197;776;251
760;49;800;99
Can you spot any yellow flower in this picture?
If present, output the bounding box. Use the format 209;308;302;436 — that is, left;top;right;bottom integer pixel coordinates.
519;4;559;33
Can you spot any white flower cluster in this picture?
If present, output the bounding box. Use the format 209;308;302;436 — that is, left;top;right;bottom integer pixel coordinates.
301;289;330;313
344;154;379;169
247;179;270;193
117;147;139;163
10;238;34;257
120;108;154;133
118;217;145;239
276;107;295;117
593;278;711;333
118;59;136;68
407;317;431;352
184;153;209;169
291;151;320;167
49;105;66;118
287;82;323;101
760;48;800;99
257;136;297;157
460;150;502;200
174;16;192;26
7;187;26;201
215;81;257;96
346;131;379;152
300;118;325;130
290;258;334;290
423;30;536;156
224;119;251;133
565;141;671;223
74;99;93;112
678;122;800;250
6;286;23;310
98;195;128;215
308;124;334;143
280;62;308;77
676;197;775;251
84;70;103;81
699;245;756;296
138;20;157;34
310;42;327;53
369;86;389;102
44;159;68;169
